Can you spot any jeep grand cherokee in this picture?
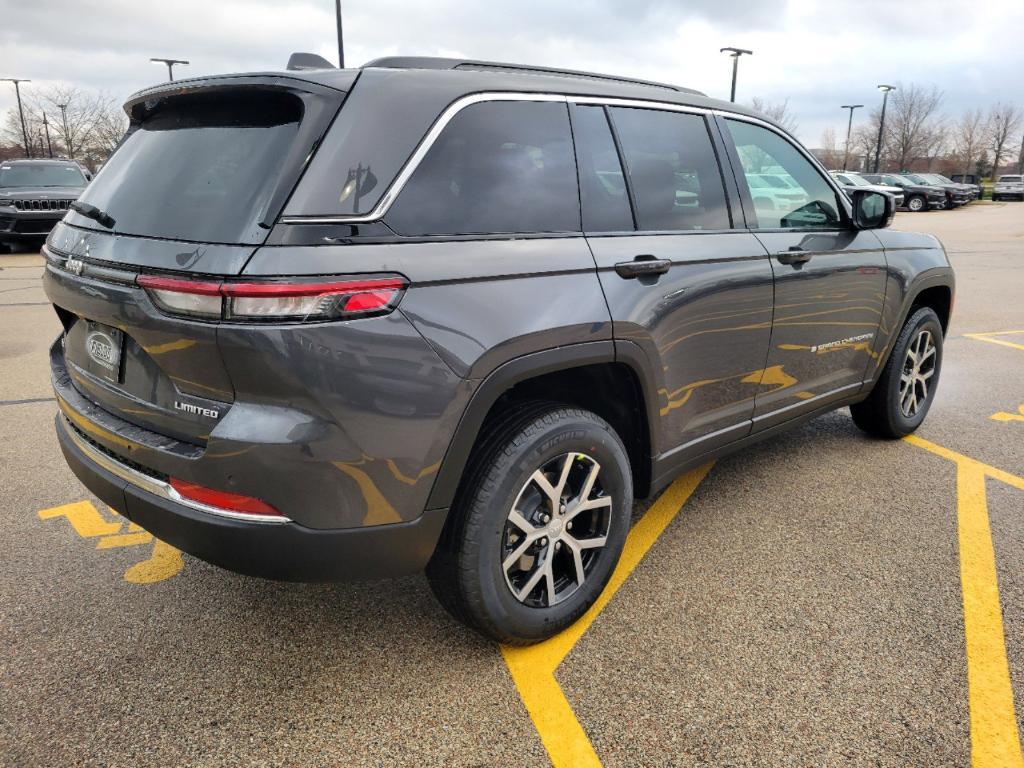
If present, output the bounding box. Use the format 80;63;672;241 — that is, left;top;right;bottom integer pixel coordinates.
46;56;954;644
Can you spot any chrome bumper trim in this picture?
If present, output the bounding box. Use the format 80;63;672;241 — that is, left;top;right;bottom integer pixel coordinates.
63;416;291;525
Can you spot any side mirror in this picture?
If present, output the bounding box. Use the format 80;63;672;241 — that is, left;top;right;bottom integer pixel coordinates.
851;189;894;229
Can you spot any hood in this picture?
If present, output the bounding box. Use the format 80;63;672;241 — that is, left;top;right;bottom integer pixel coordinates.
0;185;86;199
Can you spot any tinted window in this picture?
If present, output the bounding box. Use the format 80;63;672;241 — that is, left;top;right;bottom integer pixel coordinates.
609;107;730;231
0;163;86;188
387;101;579;236
571;105;633;232
727;119;841;229
72;91;304;244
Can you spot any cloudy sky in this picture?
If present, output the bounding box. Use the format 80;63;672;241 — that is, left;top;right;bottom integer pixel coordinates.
2;0;1022;146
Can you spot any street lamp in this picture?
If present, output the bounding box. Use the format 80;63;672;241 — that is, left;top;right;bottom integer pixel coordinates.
335;0;345;68
57;103;72;159
42;113;54;158
1;78;32;158
150;58;189;81
719;47;753;103
840;104;863;171
873;84;896;173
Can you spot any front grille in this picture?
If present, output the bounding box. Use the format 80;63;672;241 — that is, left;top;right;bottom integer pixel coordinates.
65;418;169;482
11;198;74;211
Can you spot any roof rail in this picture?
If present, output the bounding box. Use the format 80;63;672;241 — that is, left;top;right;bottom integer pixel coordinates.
362;56;705;96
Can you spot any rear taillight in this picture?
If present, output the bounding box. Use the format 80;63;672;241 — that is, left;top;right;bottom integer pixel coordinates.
137;275;407;322
169;477;284;519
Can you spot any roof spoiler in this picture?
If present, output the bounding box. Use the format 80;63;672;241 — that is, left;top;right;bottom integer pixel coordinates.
287;53;337;71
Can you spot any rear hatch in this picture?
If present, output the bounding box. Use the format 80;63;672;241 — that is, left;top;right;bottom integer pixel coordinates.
45;75;350;444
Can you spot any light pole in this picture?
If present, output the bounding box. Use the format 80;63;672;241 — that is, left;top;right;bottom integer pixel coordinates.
1;78;32;158
840;104;863;171
719;47;753;103
57;103;72;159
335;0;345;68
150;58;189;81
873;84;896;173
42;113;54;158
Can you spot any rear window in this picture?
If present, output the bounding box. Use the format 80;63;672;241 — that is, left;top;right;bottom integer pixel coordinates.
72;91;304;244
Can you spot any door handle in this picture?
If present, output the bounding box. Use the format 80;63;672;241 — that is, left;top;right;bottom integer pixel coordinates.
776;247;813;265
614;255;672;279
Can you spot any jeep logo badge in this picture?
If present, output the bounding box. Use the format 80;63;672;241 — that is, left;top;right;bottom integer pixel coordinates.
65;257;85;276
85;330;117;371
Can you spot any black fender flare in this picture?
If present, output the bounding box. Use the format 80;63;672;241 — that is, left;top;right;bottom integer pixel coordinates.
424;340;659;511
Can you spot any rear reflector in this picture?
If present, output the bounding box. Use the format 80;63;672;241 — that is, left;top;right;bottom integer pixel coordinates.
169;477;284;518
137;275;407;322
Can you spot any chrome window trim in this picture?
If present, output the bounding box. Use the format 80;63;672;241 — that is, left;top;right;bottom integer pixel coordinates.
280;92;751;226
63;416;291;525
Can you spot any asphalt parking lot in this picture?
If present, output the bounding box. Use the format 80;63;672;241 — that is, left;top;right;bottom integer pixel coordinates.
1;203;1022;767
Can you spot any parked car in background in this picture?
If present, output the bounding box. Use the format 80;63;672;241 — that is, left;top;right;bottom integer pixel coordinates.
921;173;978;200
859;173;946;212
949;173;983;198
0;159;89;252
901;173;971;208
830;171;904;208
992;174;1024;201
746;173;809;216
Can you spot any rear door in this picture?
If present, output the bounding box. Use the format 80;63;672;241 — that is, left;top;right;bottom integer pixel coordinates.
573;102;774;458
44;81;345;443
719;116;887;429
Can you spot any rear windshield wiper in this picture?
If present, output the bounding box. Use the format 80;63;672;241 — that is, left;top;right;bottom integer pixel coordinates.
69;201;116;229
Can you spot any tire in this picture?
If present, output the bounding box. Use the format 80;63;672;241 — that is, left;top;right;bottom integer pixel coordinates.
426;403;632;645
850;307;943;438
906;195;926;213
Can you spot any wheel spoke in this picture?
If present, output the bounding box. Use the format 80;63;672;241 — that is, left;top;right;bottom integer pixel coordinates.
529;469;559;504
578;459;601;503
552;454;574;503
920;368;934;380
920;344;936;364
516;557;548;603
564;538;587;586
503;533;540;571
543;560;556;606
569;534;608;550
507;509;537;534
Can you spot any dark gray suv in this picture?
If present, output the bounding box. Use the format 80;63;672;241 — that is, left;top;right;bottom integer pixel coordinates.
45;57;954;643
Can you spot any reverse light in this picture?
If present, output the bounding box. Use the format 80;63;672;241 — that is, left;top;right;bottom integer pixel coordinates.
137;275;407;322
169;477;285;519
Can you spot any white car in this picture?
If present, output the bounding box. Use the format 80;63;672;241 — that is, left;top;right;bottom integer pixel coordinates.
830;171;905;208
993;174;1024;201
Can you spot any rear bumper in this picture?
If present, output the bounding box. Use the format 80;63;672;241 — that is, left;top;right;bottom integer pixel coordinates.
56;412;447;581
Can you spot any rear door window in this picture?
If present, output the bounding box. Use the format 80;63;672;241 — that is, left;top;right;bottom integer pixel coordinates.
386;101;579;236
70;90;306;245
725;119;842;230
570;105;634;232
608;107;730;231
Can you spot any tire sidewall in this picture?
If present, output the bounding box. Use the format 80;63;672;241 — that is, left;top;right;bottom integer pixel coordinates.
884;309;943;433
471;415;632;641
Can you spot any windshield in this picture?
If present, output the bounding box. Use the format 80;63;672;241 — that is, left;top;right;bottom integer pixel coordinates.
0;163;86;188
905;174;933;185
999;176;1022;183
72;90;305;244
932;174;955;184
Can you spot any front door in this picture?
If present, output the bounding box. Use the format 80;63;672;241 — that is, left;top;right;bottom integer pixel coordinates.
571;103;774;458
720;117;887;429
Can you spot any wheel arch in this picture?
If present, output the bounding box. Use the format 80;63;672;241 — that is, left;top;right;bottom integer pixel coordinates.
424;341;658;512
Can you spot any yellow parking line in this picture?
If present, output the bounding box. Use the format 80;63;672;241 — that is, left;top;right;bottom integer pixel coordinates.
963;331;1024;352
905;435;1024;767
502;462;714;767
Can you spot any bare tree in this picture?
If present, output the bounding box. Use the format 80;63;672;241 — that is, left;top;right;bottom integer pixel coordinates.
749;97;800;135
952;108;986;177
987;103;1023;178
817;127;843;169
883;84;944;171
1;84;129;169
